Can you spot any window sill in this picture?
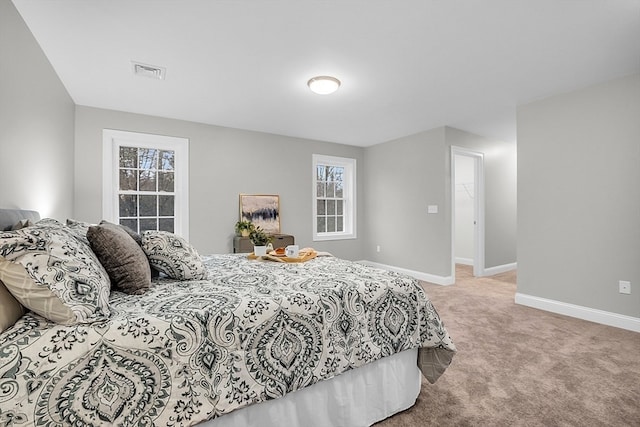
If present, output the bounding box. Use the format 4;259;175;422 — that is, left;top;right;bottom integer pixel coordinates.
313;233;357;242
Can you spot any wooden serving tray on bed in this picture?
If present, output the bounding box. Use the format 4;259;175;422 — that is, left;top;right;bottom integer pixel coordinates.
248;248;317;263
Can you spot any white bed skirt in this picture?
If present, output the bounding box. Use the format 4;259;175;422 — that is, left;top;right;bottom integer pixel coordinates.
203;348;421;427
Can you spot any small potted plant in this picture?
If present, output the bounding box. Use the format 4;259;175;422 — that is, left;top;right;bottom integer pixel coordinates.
249;226;271;256
235;220;255;237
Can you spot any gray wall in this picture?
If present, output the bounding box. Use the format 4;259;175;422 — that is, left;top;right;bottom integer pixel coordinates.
0;0;75;219
517;73;640;318
363;127;451;275
363;126;517;278
74;106;365;259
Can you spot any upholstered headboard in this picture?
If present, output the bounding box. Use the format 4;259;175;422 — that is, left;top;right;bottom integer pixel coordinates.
0;208;41;231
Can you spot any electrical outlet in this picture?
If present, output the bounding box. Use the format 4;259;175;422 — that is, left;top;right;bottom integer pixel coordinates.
376;245;381;253
619;280;631;295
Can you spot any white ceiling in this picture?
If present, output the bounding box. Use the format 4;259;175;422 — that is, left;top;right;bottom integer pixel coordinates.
12;0;640;147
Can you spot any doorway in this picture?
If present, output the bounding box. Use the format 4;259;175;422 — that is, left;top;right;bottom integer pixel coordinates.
451;147;485;280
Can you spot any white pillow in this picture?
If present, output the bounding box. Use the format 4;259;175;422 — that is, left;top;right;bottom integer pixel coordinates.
141;231;208;280
0;219;111;325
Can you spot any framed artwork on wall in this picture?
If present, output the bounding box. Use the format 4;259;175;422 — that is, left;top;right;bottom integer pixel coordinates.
239;194;280;234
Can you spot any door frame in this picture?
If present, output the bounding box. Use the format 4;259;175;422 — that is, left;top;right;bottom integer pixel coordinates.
451;146;485;279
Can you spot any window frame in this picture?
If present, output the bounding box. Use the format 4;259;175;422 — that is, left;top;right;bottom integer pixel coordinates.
312;154;357;241
102;129;190;239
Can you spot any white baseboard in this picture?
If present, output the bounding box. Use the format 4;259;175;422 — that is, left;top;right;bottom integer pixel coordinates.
515;293;640;333
358;260;454;286
452;260;517;277
482;262;517;276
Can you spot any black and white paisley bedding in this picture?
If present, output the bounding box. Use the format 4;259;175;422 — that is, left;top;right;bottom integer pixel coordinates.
0;254;455;426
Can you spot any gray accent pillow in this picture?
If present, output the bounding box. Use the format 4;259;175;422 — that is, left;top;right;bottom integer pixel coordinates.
98;220;159;279
99;220;142;245
141;231;208;280
0;218;111;325
87;222;151;295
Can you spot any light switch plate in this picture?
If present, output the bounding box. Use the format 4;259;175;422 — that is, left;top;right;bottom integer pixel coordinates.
619;280;631;294
428;205;438;214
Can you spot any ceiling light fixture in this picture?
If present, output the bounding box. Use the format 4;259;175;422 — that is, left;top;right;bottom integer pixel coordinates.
307;76;341;95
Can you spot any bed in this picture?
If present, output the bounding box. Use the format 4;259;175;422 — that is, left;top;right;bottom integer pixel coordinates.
0;208;456;426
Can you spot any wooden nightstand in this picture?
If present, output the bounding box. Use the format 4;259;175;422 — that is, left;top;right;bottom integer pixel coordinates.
233;234;295;253
233;236;253;253
270;234;295;250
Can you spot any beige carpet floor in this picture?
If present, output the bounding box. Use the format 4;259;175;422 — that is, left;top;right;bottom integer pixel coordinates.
376;265;640;427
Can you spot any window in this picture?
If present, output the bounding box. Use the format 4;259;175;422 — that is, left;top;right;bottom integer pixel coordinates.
313;154;356;241
103;130;189;239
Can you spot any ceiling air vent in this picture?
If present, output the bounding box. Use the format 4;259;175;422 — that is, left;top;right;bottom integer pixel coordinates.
132;61;166;80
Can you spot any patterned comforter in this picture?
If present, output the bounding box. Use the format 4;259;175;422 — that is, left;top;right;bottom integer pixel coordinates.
0;254;455;426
